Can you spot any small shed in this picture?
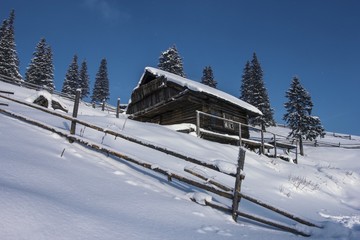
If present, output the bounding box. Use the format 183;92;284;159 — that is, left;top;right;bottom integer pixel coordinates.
126;67;262;141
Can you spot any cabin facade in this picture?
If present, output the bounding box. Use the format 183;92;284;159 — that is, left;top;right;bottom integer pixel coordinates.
126;67;262;142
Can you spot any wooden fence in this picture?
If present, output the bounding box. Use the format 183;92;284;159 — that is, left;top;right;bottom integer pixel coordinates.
196;111;299;162
0;91;320;236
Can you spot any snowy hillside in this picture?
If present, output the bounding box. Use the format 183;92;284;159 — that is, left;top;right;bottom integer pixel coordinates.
1;80;360;240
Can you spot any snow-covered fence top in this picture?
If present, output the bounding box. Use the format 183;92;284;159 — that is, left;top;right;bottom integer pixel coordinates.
136;67;262;116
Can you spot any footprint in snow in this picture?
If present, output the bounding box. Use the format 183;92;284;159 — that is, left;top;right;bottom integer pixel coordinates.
126;180;138;186
192;212;205;217
197;225;232;237
113;171;125;176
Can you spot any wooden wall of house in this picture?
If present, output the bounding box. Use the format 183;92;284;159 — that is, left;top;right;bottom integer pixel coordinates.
127;77;181;114
127;75;251;139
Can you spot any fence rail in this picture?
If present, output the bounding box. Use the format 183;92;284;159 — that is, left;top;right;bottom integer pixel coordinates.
0;74;123;115
0;91;317;236
196;111;299;162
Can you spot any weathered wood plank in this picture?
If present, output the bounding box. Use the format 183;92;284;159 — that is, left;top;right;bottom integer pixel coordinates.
184;167;232;192
239;192;320;228
0;90;14;94
0;108;234;201
0;94;235;176
204;200;311;237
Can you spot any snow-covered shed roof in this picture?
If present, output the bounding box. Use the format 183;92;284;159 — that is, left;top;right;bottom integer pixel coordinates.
138;67;262;116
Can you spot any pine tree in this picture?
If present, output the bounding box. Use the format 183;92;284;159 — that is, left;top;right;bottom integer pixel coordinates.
283;76;325;155
91;58;109;103
158;45;185;77
241;53;275;128
201;66;217;88
240;61;252;103
79;60;90;99
25;38;54;91
62;54;79;96
0;10;22;81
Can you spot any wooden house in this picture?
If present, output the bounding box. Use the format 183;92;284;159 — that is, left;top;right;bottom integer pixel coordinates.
126;67;262;143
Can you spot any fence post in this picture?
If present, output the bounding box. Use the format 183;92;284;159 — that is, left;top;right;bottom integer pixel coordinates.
116;98;121;118
295;140;298;164
70;89;81;135
260;129;265;154
102;99;105;111
196;111;200;137
273;134;277;158
232;147;246;221
238;123;242;146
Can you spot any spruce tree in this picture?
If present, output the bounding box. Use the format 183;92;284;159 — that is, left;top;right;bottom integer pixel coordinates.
158;45;185;77
91;58;109;103
79;60;90;99
241;53;275;128
0;10;22;81
283;76;325;155
240;61;252;103
25;38;54;91
62;54;79;96
201;66;217;88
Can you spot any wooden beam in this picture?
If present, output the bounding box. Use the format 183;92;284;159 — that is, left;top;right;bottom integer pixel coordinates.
204;200;311;237
0;94;233;176
239;192;320;228
0;108;234;201
0;90;14;94
184;167;232;192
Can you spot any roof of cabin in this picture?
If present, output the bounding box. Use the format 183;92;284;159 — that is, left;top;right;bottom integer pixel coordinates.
135;67;262;116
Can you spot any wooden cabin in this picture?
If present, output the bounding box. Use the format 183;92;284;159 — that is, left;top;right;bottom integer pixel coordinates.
126;67;262;143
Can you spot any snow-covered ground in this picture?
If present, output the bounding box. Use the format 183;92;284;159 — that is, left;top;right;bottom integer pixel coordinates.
1;80;359;239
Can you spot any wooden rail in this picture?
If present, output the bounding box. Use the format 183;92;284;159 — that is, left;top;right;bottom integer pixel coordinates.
204;200;311;237
0;90;14;94
0;93;232;176
0;93;319;236
0;108;233;200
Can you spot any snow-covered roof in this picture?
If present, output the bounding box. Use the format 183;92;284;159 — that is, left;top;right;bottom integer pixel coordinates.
140;67;262;116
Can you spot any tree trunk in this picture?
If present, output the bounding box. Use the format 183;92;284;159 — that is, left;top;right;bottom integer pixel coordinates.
299;137;304;156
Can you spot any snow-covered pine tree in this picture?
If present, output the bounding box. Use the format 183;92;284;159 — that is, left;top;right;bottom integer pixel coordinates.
62;54;79;96
0;10;22;81
240;61;252;103
43;44;55;90
247;53;275;128
283;76;325;155
201;66;217;88
25;38;55;91
0;19;9;77
91;58;109;103
79;60;90;99
158;45;185;77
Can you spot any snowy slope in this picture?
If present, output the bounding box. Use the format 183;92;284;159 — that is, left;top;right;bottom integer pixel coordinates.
1;80;360;240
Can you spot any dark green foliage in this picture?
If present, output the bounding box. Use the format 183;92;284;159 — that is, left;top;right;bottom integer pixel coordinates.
62;54;79;96
283;76;325;141
91;58;109;103
79;60;90;99
0;10;22;81
158;45;185;77
25;38;55;91
240;53;275;128
240;61;251;103
201;66;217;88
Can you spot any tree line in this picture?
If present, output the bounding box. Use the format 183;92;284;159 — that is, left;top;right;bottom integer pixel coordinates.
0;10;109;103
1;9;324;154
158;45;325;154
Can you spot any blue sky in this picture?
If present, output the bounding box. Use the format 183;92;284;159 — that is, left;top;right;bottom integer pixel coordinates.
2;0;360;135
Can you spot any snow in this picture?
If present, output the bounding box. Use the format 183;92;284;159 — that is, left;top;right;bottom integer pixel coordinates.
1;80;360;239
138;67;263;116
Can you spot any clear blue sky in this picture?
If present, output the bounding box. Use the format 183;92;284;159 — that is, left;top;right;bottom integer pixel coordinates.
2;0;360;135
